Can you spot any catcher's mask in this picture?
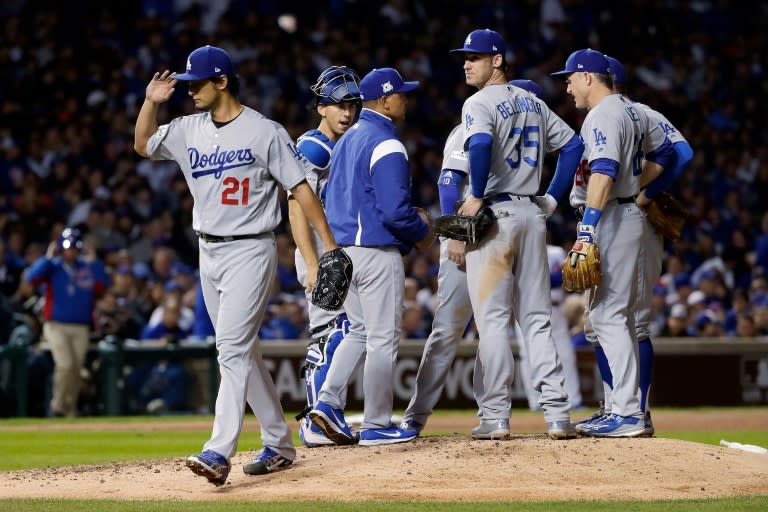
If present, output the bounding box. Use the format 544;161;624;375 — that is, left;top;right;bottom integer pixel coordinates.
311;66;361;105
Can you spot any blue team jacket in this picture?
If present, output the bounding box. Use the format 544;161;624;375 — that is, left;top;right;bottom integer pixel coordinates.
25;256;109;325
324;109;428;253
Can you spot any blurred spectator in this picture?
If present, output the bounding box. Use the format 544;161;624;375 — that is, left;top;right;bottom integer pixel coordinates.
662;303;691;337
24;228;109;417
402;301;428;340
692;310;725;337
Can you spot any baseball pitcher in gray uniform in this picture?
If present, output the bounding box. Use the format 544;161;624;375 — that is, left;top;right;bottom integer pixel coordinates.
288;66;366;447
451;30;584;439
575;56;694;436
551;49;676;437
134;45;339;485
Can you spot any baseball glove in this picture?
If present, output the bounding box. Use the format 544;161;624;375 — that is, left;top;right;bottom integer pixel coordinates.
310;248;353;311
641;192;690;241
562;240;602;292
432;206;496;245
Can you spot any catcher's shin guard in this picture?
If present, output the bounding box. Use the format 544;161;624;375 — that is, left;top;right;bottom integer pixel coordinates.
302;314;349;411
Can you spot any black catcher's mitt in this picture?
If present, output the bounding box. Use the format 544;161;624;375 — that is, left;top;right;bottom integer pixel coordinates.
310;248;353;311
432;206;496;245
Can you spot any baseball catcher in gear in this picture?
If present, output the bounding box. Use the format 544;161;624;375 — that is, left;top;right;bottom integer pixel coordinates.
310;66;362;106
562;236;602;292
310;248;353;311
640;191;690;241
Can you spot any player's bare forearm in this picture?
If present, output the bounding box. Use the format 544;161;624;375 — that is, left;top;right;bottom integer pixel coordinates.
639;160;663;188
291;181;338;253
457;195;484;216
134;99;160;157
585;173;612;211
288;197;319;268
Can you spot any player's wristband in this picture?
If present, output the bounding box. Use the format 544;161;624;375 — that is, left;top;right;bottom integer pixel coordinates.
581;207;602;228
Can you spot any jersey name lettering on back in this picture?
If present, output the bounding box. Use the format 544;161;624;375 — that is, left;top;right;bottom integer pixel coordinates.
496;97;542;119
189;146;256;179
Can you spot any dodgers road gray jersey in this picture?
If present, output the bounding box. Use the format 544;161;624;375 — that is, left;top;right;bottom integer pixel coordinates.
147;107;306;236
569;95;666;207
636;102;688;146
462;84;574;196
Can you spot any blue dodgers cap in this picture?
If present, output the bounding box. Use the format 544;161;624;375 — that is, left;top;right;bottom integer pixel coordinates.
451;29;507;57
508;79;543;98
175;45;234;81
551;49;611;76
359;67;419;101
604;55;626;85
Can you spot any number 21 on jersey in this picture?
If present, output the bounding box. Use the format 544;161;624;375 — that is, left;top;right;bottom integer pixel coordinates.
221;177;250;205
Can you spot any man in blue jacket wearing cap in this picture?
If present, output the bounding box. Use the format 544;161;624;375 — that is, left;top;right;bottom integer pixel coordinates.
308;67;432;447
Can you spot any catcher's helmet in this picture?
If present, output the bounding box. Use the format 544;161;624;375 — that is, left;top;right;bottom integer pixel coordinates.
59;227;84;251
310;66;361;105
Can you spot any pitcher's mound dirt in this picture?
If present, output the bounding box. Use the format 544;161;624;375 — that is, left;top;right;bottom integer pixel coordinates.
1;410;767;502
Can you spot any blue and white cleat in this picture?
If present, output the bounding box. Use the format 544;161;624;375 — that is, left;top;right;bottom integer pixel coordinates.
186;450;231;486
309;401;357;445
359;424;418;446
583;414;645;438
243;446;293;475
299;417;336;447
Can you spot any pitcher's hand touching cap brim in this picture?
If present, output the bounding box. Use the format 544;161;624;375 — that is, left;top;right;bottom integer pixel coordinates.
450;29;507;58
551;49;610;76
359;68;419;101
175;45;235;81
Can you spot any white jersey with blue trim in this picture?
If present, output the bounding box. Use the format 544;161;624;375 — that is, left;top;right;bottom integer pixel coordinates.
569;94;665;208
440;124;470;200
461;83;574;197
147;107;305;236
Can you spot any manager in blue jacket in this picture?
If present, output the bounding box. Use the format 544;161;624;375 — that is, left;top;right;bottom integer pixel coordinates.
309;67;432;447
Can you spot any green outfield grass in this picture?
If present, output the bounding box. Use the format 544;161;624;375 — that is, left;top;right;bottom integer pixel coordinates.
1;408;766;511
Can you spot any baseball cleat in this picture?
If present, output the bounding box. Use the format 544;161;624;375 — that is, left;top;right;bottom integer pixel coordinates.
546;420;578;439
299;417;336;447
358;424;418;446
186;450;231;486
243;446;293;475
399;419;425;434
581;414;645;438
471;419;510;440
308;401;357;445
574;403;607;434
640;411;655;437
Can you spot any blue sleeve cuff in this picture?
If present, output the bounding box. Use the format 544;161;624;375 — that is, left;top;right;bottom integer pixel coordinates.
645;141;693;199
645;139;675;171
467;133;493;197
582;207;602;227
590;158;620;180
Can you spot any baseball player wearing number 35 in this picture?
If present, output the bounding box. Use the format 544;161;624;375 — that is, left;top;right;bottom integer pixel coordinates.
134;45;339;485
451;29;584;439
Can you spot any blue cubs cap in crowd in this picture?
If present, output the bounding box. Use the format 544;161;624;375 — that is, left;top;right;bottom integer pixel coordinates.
59;227;84;250
551;49;611;76
175;45;234;81
359;67;419;101
508;79;543;98
451;29;507;58
604;55;626;85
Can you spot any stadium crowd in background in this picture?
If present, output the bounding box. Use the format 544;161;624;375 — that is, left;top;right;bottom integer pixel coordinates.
1;1;768;413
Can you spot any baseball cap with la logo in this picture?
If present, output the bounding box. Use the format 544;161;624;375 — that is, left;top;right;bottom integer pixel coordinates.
359;68;420;101
175;45;235;81
551;49;610;76
450;29;507;58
